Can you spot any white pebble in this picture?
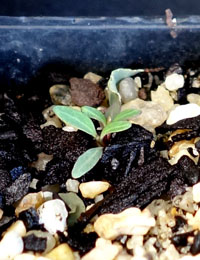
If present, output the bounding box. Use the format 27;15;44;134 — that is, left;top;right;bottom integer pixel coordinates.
119;77;139;103
66;179;79;193
14;254;49;260
84;72;102;84
192;78;200;88
165;73;184;91
5;220;26;237
0;231;23;260
122;98;167;132
180;255;200;260
37;199;68;234
193;182;200;203
94;194;104;203
82;238;122;260
79;181;110;199
94;208;155;240
151;85;174;112
14;254;35;260
167;103;200;125
187;93;200;106
159;244;180;260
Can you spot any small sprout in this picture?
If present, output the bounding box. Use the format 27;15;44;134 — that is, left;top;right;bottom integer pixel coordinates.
53;69;142;178
54;105;140;178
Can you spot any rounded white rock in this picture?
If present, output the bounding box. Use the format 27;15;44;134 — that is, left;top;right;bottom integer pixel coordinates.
166;103;200;125
37;199;68;234
165;73;184;91
119;77;139;103
187;93;200;106
66;179;80;193
193;182;200;203
79;181;110;199
0;231;24;260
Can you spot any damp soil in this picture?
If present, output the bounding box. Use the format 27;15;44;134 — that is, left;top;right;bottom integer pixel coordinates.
1;63;200;256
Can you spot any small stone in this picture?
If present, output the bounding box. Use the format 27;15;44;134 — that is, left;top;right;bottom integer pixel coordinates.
180;255;200;260
66;179;80;193
173;191;195;213
84;72;102;84
37;199;68;234
187;93;200;106
31;153;53;171
19;207;41;230
193;182;200;203
79;181;110;199
165;73;184;91
41;106;62;129
192;77;200;88
0;231;23;260
46;243;75;260
0;209;3;220
166;104;200;125
168;140;199;165
70;77;105;107
5;220;26;237
40;120;61;129
25;230;56;254
134;76;142;88
43;192;53;201
118;77;139;103
121;98;167;132
94;194;104;203
138;88;147;100
62;126;77;132
187;208;200;229
159;244;180;260
23;233;47;253
126;235;143;250
29;178;39;190
58;192;85;226
49;84;72;106
94;208;155;240
81;238;122;260
151;85;174;112
114;250;132;260
14;254;35;260
14;254;49;260
15;192;44;217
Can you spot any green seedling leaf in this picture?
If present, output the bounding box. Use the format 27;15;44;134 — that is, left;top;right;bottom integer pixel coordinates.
53;105;97;138
59;192;85;226
112;109;141;122
100;121;132;139
82;106;107;127
72;147;103;179
106;68;144;119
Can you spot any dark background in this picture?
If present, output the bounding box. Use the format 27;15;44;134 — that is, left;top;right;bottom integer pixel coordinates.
0;0;200;17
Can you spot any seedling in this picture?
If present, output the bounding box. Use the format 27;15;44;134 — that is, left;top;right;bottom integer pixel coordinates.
53;105;140;178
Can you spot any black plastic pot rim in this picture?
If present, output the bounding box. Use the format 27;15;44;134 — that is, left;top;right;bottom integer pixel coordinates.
1;15;200;29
